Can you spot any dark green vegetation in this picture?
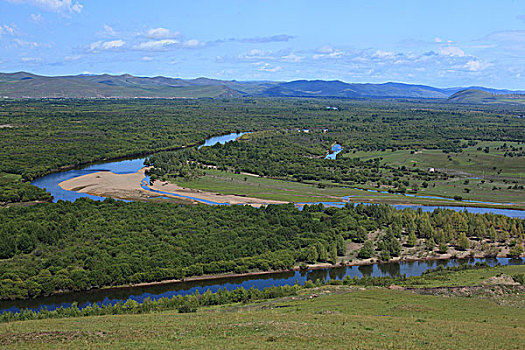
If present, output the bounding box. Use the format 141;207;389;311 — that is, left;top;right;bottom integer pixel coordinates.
0;199;523;300
1;98;524;205
0;173;51;203
1;265;523;348
2;72;524;99
147;98;524;204
448;88;525;104
149;131;445;185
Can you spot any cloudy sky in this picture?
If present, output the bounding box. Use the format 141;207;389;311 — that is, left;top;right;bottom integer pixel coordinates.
0;0;524;89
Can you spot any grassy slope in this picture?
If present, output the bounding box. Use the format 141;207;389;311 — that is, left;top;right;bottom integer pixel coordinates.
1;265;523;349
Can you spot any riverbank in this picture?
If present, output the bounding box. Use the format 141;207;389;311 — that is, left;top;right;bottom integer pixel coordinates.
58;167;288;206
46;251;523;298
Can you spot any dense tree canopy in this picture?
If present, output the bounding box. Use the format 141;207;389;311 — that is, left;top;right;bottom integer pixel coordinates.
0;199;522;300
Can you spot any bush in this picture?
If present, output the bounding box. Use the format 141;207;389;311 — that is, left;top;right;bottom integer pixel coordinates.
177;303;197;313
512;273;525;286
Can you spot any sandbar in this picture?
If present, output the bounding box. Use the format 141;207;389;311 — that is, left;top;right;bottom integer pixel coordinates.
59;167;287;206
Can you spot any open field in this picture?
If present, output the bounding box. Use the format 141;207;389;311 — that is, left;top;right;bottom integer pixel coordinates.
1;265;523;349
170;169;525;209
342;141;525;178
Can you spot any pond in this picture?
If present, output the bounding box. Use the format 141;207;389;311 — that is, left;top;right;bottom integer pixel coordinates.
325;143;343;159
0;257;521;314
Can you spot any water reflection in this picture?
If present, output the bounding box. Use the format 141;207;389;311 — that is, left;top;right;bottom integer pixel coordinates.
2;257;520;315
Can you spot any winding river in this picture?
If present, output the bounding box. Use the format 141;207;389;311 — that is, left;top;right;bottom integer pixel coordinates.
3;134;520;314
0;257;522;314
31;133;525;218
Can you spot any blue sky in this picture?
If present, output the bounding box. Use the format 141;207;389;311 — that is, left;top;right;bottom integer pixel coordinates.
0;0;524;89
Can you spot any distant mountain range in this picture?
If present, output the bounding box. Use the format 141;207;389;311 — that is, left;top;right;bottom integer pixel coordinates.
1;72;524;101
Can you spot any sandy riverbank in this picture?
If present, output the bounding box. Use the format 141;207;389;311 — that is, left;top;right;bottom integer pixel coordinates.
58;167;287;206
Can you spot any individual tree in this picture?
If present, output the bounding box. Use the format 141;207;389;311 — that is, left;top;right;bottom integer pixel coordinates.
438;243;448;254
406;230;417;247
317;242;328;262
355;226;368;243
306;245;318;263
336;234;346;256
457;232;470;251
508;242;523;258
357;240;375;259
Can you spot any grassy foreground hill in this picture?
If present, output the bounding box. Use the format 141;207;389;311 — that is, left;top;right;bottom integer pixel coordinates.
448;89;525;104
0;265;523;349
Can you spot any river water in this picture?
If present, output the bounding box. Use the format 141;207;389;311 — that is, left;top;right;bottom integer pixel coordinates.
0;257;521;314
31;132;525;217
31;132;248;202
13;138;525;315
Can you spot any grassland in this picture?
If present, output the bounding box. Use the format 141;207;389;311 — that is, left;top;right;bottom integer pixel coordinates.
340;141;525;205
343;141;525;178
171;168;525;209
1;265;523;349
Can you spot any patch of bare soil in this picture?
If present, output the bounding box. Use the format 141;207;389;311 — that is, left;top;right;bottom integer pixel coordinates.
408;284;525;306
481;274;520;286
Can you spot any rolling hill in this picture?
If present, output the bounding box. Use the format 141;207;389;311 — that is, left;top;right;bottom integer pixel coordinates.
0;72;523;100
448;89;525;104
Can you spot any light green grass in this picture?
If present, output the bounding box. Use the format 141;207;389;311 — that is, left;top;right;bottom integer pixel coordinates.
174;169;352;203
401;264;525;288
343;141;525;178
172;169;525;208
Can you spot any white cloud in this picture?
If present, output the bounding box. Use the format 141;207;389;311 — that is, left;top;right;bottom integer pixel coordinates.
21;57;40;62
97;24;117;38
13;38;39;48
145;27;179;39
438;46;465;57
6;0;83;14
281;53;302;62
434;37;442;43
89;39;125;52
101;40;124;49
255;62;282;72
64;54;81;61
134;39;178;50
182;39;203;48
142;56;153;61
30;13;43;23
485;30;525;43
313;46;343;59
0;24;15;37
240;49;271;59
464;60;492;72
372;50;395;58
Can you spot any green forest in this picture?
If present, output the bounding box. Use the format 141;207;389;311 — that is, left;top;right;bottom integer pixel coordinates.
1;98;524;204
0;98;524;302
0;199;522;300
